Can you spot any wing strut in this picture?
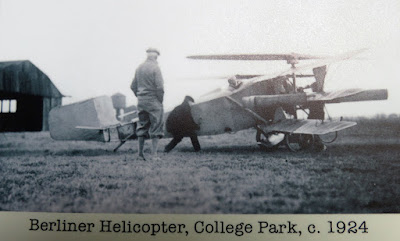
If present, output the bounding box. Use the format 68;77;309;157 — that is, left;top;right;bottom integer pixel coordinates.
225;96;269;125
113;132;136;152
225;96;276;145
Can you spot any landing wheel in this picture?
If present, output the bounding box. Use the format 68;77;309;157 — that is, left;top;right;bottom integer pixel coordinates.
256;130;284;151
285;133;314;152
313;135;328;152
319;132;338;144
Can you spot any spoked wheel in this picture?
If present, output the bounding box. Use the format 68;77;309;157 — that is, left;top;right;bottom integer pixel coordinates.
285;133;314;152
319;131;338;144
256;130;284;151
313;135;328;152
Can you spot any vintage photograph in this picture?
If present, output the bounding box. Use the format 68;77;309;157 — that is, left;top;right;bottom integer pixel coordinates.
0;0;399;213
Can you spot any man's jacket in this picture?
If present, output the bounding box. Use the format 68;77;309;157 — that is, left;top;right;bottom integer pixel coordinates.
166;99;199;137
131;58;164;103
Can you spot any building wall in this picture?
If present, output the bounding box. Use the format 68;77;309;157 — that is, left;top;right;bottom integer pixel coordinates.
42;97;62;131
0;61;63;132
0;91;61;132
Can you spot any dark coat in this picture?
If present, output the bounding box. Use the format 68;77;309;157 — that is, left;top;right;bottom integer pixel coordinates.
166;97;199;137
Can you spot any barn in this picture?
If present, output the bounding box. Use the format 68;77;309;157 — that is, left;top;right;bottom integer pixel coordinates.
0;60;63;132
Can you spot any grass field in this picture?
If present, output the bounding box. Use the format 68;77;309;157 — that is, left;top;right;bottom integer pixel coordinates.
0;117;399;213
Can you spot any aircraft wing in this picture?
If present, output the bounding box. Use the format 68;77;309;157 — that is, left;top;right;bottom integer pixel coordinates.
242;88;388;110
75;126;112;130
75;118;139;130
307;89;388;103
262;119;356;135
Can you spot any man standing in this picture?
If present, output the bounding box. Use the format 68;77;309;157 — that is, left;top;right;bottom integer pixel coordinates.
131;48;164;161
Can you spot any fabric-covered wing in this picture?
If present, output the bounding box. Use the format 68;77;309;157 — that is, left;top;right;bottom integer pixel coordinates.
307;89;388;103
49;96;120;141
75;118;139;142
75;126;107;130
262;119;356;135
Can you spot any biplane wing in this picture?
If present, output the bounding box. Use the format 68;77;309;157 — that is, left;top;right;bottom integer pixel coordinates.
49;96;138;142
241;88;388;110
49;96;118;141
261;119;356;135
76;118;139;131
307;88;388;103
75;126;107;130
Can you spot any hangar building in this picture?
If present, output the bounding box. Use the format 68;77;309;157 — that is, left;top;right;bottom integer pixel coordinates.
0;60;63;132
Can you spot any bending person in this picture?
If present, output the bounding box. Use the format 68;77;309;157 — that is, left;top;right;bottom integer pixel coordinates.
164;96;201;152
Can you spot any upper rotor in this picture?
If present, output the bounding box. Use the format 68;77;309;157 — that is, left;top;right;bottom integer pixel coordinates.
187;53;330;66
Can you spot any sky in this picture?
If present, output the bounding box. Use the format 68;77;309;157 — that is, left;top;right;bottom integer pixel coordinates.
0;0;399;117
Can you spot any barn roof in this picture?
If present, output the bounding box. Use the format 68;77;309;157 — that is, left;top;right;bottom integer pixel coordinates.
0;60;63;98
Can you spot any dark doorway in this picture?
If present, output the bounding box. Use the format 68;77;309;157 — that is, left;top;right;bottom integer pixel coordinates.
0;92;43;132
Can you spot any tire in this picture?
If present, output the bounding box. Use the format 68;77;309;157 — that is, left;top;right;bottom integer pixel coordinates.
319;132;338;144
256;130;284;151
285;133;314;152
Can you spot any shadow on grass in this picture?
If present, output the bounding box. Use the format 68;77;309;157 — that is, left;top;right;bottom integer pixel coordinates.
328;143;400;154
4;142;399;158
176;142;400;161
1;148;127;157
177;144;294;155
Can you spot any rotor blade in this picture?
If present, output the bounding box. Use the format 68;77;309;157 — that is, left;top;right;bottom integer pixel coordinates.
176;75;235;80
178;74;314;81
235;74;262;79
280;49;368;76
237;74;315;79
176;74;262;81
187;53;330;61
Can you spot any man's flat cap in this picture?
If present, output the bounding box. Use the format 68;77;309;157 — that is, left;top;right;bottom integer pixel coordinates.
146;48;160;55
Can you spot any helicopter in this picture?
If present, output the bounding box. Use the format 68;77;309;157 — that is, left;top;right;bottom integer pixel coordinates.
49;49;388;152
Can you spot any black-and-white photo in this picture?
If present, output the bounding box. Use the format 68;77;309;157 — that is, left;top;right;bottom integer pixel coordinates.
0;0;399;214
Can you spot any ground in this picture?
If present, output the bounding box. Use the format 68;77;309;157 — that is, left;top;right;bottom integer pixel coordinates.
0;117;399;213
